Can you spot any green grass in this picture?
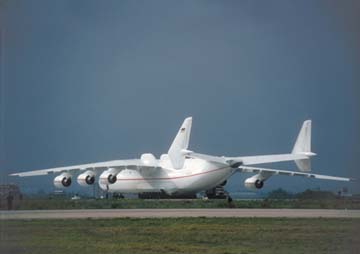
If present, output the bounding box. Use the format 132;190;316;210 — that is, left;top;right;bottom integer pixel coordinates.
14;197;360;210
1;218;359;254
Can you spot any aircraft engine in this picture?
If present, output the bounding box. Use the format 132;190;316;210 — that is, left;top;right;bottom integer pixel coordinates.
77;170;96;186
54;173;72;188
244;174;264;190
99;168;118;185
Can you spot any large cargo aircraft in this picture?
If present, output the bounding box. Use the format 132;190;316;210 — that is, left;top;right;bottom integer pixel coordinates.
10;117;353;195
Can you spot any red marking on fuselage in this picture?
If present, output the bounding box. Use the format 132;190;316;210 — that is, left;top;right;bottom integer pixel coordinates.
113;166;230;181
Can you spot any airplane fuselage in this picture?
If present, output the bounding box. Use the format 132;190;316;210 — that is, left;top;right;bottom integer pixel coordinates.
99;158;236;195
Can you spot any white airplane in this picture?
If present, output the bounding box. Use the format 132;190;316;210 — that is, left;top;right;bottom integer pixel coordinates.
10;117;353;195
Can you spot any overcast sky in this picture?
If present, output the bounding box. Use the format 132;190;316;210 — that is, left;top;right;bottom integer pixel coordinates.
1;0;359;194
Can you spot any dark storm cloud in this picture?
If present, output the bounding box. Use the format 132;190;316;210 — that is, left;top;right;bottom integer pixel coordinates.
0;0;359;193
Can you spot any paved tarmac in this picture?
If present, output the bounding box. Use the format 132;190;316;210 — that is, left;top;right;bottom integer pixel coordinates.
1;209;360;220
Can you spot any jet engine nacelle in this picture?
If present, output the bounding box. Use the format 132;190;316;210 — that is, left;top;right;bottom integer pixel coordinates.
244;174;264;190
99;168;118;185
77;170;96;186
54;173;72;188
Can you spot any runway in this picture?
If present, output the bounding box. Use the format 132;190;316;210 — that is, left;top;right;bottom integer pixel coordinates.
1;209;360;219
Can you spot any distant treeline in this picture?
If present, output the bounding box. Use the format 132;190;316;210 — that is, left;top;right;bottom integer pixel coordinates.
266;188;350;200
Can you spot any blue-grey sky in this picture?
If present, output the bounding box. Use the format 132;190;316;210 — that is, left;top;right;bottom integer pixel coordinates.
1;0;359;194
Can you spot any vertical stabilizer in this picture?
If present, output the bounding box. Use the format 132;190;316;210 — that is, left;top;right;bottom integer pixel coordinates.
168;117;192;169
292;120;314;172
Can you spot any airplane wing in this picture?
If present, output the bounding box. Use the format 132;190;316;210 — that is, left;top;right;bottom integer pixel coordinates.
186;152;228;165
187;152;352;182
238;166;353;182
10;159;149;177
226;153;310;166
187;152;309;167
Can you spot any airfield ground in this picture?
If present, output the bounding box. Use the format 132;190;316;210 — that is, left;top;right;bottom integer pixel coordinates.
1;217;359;254
2;197;360;253
1;208;360;219
11;197;360;210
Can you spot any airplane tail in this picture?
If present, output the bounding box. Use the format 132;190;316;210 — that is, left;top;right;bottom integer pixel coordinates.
292;120;315;172
168;117;192;169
